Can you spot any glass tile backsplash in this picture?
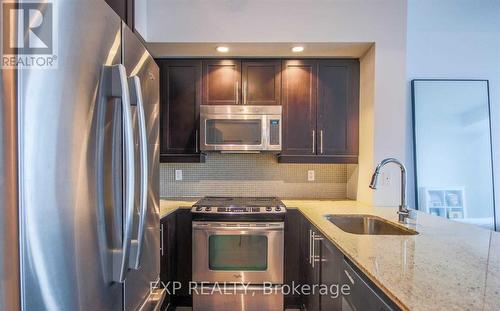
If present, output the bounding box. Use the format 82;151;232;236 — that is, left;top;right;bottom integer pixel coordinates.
160;153;357;199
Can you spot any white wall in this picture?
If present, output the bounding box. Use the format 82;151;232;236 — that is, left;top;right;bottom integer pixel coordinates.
407;0;500;219
145;0;409;206
134;0;148;38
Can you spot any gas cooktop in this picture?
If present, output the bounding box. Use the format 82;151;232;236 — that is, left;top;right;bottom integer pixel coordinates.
191;196;286;220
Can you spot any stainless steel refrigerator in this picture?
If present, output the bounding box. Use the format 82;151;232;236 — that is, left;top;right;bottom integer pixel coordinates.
0;0;162;310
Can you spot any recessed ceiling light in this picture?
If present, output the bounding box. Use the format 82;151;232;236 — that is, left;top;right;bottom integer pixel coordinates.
216;46;229;53
292;46;304;53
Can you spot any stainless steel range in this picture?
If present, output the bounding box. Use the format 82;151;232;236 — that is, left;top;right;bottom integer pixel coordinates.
192;197;286;311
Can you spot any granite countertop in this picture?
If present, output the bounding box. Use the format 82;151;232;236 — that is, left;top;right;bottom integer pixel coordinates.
160;198;500;311
160;198;197;217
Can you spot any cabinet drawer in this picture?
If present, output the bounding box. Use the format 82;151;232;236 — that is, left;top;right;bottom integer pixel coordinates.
341;260;394;311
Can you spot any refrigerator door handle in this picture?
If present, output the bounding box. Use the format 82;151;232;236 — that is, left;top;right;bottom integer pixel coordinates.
102;64;135;283
128;75;148;270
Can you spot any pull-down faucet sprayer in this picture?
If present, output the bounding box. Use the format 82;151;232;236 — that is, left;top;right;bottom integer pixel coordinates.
369;158;410;223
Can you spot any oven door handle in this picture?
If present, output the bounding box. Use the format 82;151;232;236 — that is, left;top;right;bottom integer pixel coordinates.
193;227;284;233
192;223;284;231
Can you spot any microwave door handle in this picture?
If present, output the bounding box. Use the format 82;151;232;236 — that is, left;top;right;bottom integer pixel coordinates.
127;76;148;270
263;116;268;148
96;64;135;283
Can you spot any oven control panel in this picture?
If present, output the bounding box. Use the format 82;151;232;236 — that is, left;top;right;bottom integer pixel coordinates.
191;206;286;214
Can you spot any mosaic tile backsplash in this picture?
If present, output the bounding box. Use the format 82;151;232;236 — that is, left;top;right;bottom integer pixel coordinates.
160;153;357;199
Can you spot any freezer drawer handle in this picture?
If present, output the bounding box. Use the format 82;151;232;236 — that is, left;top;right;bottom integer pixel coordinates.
98;64;135;283
128;76;149;270
344;269;355;285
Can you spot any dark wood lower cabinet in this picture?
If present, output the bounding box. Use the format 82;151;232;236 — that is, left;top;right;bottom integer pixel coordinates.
173;209;192;306
161;209;396;311
284;209;302;308
160;212;176;309
292;214;399;311
303;224;322;311
159;209;192;309
341;259;398;311
320;240;343;311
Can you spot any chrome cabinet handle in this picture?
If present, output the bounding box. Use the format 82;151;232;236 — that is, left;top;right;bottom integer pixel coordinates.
312;130;316;154
160;223;164;257
309;229;313;265
235;81;240;105
243;81;248;105
311;232;324;268
195;129;199;153
97;64;135;283
320;130;324;154
128;76;148;270
311;231;316;268
344;269;355;285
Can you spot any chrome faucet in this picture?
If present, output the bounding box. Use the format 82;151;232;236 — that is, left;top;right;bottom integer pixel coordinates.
369;158;410;223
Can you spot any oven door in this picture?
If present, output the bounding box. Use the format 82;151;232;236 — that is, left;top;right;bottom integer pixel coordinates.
200;114;267;152
192;222;284;284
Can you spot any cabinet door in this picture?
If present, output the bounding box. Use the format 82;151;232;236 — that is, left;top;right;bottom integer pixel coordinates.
160;213;176;308
282;60;318;155
317;60;359;158
241;60;281;105
160;60;201;154
341;260;396;311
320;241;343;311
301;217;321;311
175;209;192;301
285;210;302;308
104;0;134;28
202;60;241;105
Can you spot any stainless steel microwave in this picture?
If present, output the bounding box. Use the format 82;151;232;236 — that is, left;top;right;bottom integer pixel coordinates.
200;105;282;152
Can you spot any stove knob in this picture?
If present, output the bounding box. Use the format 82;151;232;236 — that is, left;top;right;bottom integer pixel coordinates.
265;207;272;212
195;207;202;212
275;207;281;212
205;207;212;212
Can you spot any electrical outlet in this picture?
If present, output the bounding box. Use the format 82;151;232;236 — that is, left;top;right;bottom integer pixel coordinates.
175;169;183;181
307;170;315;182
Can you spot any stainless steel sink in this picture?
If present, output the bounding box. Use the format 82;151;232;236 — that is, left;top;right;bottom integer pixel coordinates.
324;214;418;235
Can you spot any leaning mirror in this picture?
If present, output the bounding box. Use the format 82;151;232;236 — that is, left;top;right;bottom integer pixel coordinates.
412;79;495;230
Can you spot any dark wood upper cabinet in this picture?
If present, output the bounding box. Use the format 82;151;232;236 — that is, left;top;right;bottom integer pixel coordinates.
105;0;134;28
317;60;359;158
160;60;202;157
279;59;359;163
202;60;241;105
281;60;318;155
158;58;359;163
242;60;281;105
